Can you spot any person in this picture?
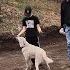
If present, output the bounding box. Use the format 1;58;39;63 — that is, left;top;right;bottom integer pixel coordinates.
17;6;42;47
17;6;42;65
61;0;70;60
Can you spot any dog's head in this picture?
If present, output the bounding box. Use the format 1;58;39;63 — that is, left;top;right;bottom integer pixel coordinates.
16;37;26;48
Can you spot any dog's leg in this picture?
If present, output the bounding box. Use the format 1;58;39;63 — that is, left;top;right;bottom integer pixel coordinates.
24;57;29;70
44;57;51;70
28;59;33;70
46;63;51;70
23;53;29;70
35;62;39;70
25;59;32;70
42;53;53;70
25;62;28;70
42;51;53;70
35;58;40;70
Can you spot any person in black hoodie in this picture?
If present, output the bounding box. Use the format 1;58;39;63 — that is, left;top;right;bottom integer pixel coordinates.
61;0;70;60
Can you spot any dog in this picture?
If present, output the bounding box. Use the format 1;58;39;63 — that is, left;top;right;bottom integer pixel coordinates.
16;37;53;70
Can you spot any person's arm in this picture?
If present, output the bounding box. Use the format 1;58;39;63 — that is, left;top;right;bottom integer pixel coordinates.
17;26;26;36
37;24;42;33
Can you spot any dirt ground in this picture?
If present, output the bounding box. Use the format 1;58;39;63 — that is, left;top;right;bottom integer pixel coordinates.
0;29;70;70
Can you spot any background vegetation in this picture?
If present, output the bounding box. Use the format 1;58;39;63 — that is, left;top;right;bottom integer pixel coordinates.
0;0;60;34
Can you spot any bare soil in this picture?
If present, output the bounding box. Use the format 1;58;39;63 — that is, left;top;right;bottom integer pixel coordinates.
0;28;70;70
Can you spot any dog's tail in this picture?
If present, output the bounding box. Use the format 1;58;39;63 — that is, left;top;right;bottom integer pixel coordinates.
43;52;53;70
43;52;53;64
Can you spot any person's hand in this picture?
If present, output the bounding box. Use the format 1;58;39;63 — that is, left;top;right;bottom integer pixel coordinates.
17;35;20;37
59;28;65;35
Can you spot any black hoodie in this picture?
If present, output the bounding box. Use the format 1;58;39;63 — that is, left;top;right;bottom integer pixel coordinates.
61;0;70;27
